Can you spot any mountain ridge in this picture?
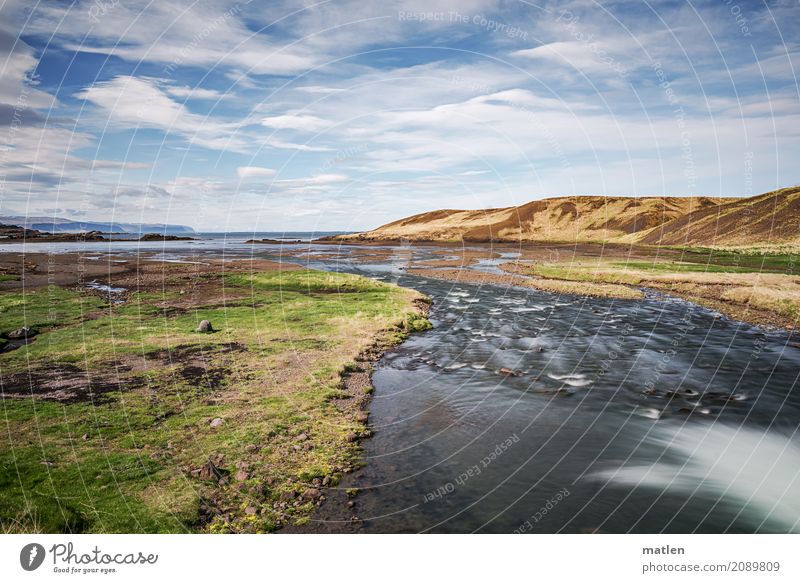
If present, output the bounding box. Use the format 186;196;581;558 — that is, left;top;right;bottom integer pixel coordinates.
0;215;196;235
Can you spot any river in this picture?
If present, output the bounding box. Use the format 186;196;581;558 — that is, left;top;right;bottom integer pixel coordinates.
4;235;799;532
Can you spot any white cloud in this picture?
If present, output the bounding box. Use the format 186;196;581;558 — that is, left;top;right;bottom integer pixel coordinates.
305;173;348;185
74;75;249;152
237;166;277;178
261;114;328;131
28;0;318;75
166;86;229;101
272;173;349;189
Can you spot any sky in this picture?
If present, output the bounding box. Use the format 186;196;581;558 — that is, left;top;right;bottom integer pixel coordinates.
0;0;798;232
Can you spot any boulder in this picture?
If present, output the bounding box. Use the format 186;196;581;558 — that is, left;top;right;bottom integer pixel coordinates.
196;320;213;333
198;461;225;482
5;327;37;339
303;488;322;501
209;417;224;429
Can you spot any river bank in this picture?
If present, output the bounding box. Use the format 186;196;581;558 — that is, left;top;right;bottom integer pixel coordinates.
0;252;429;533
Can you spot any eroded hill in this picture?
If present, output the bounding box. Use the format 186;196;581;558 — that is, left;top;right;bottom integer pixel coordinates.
339;186;800;247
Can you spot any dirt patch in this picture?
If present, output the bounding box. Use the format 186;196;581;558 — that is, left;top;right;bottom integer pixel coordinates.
1;364;145;403
148;343;248;391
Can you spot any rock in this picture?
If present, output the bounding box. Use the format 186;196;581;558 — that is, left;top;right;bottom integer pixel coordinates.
198;461;225;482
303;488;322;501
322;476;331;486
209;417;224;428
498;367;521;376
235;470;249;482
82;433;89;440
355;411;369;423
296;432;309;441
5;327;37;339
345;432;359;443
196;320;213;333
347;500;355;508
139;233;195;242
244;506;258;515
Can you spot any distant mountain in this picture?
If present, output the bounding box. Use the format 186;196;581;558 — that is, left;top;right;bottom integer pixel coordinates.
0;215;195;235
337;186;800;247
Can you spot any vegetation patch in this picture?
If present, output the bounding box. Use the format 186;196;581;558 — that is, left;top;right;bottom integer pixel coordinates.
0;264;429;533
510;252;800;328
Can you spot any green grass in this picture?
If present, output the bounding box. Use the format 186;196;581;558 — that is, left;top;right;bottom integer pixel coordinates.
0;287;108;336
610;260;759;274
666;247;798;273
0;268;428;533
528;253;794;285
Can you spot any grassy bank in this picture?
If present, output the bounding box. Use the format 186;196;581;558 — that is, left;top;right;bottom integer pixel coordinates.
0;264;429;533
511;253;800;328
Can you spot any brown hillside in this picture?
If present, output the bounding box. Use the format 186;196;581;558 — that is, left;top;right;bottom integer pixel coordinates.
341;195;734;244
340;187;800;247
639;186;800;246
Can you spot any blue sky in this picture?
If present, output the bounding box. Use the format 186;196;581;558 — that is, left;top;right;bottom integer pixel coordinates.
0;0;798;231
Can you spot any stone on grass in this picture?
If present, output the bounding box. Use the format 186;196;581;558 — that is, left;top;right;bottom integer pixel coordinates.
209;417;224;429
303;488;322;501
6;327;37;339
198;461;225;482
196;320;213;333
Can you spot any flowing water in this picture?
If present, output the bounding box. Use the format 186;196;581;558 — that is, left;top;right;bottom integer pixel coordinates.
309;249;800;533
7;236;800;532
